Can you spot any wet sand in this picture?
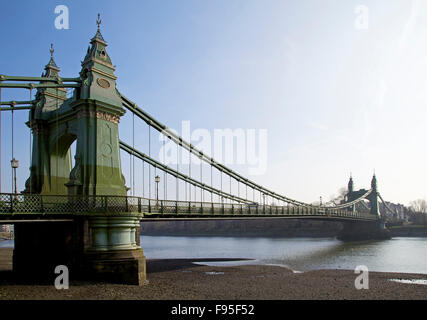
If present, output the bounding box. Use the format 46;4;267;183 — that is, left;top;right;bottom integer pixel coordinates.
0;248;426;300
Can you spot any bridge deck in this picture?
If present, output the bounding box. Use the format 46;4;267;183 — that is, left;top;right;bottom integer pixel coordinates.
0;193;378;222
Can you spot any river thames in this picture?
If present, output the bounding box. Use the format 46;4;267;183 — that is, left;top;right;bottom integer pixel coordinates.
3;236;425;274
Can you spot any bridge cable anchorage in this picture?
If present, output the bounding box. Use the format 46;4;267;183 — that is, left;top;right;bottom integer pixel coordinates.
119;141;250;204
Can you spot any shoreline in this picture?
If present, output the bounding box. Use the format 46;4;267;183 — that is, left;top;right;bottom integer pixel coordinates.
0;248;426;300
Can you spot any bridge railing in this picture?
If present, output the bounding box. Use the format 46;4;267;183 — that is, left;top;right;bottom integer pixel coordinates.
141;198;376;220
0;193;377;220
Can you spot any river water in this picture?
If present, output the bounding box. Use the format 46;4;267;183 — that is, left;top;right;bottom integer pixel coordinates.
1;236;426;274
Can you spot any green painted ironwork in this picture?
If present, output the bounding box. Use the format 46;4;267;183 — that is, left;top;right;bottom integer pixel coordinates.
0;193;378;221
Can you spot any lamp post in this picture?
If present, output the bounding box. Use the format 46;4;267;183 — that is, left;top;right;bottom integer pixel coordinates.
155;175;160;206
11;158;19;195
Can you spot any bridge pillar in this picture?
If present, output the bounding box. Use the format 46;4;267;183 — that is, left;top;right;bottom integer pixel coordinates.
12;216;146;285
338;174;391;241
337;220;391;241
16;22;147;285
82;216;146;285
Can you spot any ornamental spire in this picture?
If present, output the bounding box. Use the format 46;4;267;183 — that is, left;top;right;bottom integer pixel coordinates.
91;13;105;43
371;172;377;191
44;43;59;77
348;173;354;193
96;13;101;31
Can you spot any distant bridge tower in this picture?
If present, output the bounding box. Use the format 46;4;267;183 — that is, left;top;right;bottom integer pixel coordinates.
369;174;380;217
338;173;390;241
345;174;380;217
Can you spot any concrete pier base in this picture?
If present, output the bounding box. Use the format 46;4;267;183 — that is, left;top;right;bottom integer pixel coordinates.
83;248;146;285
337;220;391;241
12;215;146;285
83;215;146;285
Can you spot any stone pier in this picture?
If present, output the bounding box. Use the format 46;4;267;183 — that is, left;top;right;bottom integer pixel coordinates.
12;216;146;285
337;220;391;241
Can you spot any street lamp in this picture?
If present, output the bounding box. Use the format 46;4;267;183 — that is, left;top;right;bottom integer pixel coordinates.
155;175;160;205
11;158;19;195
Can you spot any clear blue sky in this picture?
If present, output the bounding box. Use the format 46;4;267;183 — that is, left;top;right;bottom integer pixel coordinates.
0;0;425;205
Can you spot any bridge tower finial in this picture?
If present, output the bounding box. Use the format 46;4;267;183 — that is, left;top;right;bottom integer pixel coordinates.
371;172;377;192
96;13;101;31
43;43;60;77
348;173;354;194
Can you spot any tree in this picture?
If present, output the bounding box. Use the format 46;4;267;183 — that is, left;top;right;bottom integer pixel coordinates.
409;199;427;224
409;199;427;213
328;187;347;205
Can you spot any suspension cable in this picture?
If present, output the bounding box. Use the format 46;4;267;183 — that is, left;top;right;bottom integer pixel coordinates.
120;141;250;203
379;193;397;215
211;163;213;203
176;142;179;200
200;157;203;202
132;112;135;196
55;87;59;194
11;109;14;193
163;138;166;200
142;159;145;197
129;153;132;194
121;95;372;210
29;88;32;194
229;175;231;204
148;124;151;199
0;87;2;194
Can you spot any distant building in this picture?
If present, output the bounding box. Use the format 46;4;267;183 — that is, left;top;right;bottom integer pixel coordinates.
379;201;409;221
0;224;14;232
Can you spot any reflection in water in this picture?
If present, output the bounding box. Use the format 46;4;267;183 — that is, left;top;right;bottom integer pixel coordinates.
1;236;426;274
0;240;13;248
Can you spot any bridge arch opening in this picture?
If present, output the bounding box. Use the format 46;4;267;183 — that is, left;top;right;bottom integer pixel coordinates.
48;132;77;194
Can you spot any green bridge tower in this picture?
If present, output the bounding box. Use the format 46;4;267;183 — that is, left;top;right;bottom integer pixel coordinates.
14;16;146;285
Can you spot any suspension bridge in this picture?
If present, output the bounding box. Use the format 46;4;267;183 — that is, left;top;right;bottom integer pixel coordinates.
0;16;393;285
